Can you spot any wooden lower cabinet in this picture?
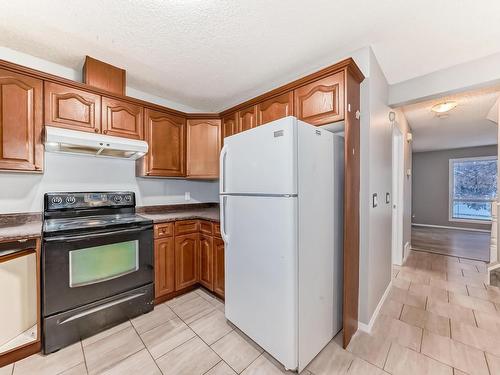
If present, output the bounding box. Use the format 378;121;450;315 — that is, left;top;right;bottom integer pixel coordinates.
174;233;199;290
198;234;213;290
154;237;175;298
213;237;225;298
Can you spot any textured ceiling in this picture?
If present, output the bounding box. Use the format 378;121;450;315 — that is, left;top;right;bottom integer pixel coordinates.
403;89;499;152
1;0;500;111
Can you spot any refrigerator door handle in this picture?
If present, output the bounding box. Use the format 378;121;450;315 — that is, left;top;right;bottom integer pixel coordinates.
220;195;230;243
220;144;228;194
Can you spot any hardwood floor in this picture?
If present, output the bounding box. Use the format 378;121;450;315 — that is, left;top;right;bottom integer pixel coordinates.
411;225;491;262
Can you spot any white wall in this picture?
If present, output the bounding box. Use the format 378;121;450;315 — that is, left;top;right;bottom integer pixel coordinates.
0;48;218;213
0;153;219;213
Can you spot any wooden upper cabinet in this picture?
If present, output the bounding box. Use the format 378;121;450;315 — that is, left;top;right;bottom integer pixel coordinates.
186;119;221;179
198;234;213;290
141;109;186;177
101;97;143;139
0;69;43;172
44;82;101;133
154;237;175;298
222;112;238;139
174;233;199;291
237;106;257;132
83;56;126;96
257;92;294;126
294;72;345;126
213;238;225;298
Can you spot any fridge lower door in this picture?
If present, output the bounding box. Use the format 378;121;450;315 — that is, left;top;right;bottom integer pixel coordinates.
222;194;298;370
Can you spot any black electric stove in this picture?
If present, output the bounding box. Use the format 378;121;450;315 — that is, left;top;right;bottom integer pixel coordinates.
42;192;154;353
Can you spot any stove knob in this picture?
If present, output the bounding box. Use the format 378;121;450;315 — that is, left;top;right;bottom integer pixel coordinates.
113;195;123;203
66;196;76;205
51;196;62;205
124;195;132;202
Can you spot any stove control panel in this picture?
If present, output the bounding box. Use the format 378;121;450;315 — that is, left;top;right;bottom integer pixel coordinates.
45;192;136;211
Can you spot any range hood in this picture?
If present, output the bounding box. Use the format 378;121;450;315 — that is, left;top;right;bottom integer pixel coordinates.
44;126;148;160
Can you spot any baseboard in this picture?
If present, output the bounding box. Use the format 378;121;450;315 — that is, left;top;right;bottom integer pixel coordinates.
357;280;392;334
412;223;491;233
403;242;411;262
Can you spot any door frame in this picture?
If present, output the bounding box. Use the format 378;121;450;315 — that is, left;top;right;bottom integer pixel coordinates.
391;124;405;266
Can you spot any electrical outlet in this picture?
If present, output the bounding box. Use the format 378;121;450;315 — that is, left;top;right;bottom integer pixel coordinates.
184;192;191;201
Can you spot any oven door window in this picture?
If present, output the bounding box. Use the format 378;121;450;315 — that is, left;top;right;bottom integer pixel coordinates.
69;240;139;287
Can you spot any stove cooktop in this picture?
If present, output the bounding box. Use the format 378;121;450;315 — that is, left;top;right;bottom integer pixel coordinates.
43;213;151;234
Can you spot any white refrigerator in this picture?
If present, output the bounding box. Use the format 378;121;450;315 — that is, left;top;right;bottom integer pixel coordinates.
220;116;344;372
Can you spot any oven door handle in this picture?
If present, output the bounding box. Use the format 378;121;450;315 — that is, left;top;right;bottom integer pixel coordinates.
44;226;149;242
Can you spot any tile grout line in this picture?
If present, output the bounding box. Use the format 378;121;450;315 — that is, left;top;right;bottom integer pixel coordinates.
129;317;165;375
78;340;89;375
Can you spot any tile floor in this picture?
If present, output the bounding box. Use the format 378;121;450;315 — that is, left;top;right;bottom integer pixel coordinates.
2;249;499;374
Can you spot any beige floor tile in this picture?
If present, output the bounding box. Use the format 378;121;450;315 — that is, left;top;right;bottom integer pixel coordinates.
140;316;195;359
83;326;144;375
474;310;500;332
13;342;84;375
388;286;427;309
171;296;216;324
400;304;451;337
82;320;131;347
100;349;160;375
392;277;411;290
447;273;486;288
189;309;233;345
347;331;391;368
409;282;449;302
131;303;177;334
426;299;476;326
429;279;468;296
211;330;263;373
196;288;217;302
421;330;489;375
347;358;388;374
59;363;87;375
241;352;295;374
451;321;500;357
379;299;403;319
397;269;430;285
156;336;221;375
453;369;468;375
166;291;199;308
449;292;496;314
211;298;226;312
0;365;13;375
306;340;354;375
372;315;422;351
204;361;237;375
486;352;500;375
467;285;500;304
384;342;452;375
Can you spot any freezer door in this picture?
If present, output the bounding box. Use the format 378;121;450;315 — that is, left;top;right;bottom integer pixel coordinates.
220;116;297;195
222;195;298;370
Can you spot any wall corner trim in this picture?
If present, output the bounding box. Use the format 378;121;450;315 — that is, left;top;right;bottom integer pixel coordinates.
357;280;392;334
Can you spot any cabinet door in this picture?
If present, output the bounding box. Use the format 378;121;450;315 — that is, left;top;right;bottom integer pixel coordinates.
186;119;221;179
101;97;143;139
142;109;186;177
0;69;43;172
154;237;175;298
213;238;225;298
44;82;101;133
199;234;213;290
175;233;199;290
294;72;345;126
238;106;257;132
257;92;294;126
222;112;238;140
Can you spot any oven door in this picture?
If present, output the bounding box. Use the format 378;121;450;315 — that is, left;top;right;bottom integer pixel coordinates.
43;224;153;316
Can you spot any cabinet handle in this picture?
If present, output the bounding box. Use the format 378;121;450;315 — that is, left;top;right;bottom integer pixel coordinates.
94;128;99;133
103;130;108;134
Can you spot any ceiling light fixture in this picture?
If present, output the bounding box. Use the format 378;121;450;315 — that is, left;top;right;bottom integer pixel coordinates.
431;101;458;114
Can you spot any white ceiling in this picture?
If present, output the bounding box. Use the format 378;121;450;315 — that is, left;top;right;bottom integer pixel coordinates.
402;89;499;152
1;1;500;111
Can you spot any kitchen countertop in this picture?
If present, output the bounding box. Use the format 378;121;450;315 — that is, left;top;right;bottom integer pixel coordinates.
137;204;220;224
0;213;42;242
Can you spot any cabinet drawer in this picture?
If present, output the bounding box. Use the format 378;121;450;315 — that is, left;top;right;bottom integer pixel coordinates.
154;223;174;239
213;223;222;238
199;221;213;235
175;220;199;235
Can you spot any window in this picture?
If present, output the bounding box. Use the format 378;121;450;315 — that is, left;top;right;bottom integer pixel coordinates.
449;156;497;222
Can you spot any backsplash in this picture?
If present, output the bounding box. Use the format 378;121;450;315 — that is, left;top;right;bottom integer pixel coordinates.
0;152;219;214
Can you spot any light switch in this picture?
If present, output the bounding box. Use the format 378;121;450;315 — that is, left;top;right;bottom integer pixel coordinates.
372;193;378;208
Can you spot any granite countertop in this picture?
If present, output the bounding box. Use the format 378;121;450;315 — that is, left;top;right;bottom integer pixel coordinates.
0;213;42;242
137;204;220;224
